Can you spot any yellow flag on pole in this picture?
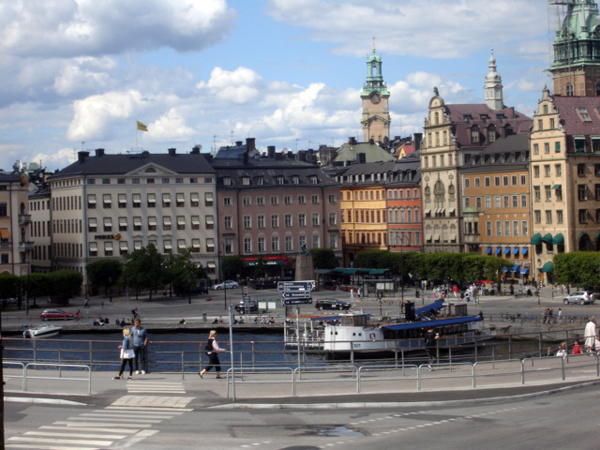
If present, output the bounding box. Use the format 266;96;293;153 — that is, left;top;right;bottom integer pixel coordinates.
136;121;148;132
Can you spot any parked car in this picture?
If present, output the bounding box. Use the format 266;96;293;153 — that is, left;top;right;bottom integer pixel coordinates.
315;299;351;311
40;309;75;320
1;298;18;306
234;300;258;313
563;291;596;305
211;280;239;290
253;280;278;290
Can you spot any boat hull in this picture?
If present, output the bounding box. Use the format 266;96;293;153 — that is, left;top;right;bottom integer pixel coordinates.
23;325;62;339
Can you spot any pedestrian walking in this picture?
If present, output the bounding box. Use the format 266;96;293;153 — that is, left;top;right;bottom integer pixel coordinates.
84;295;89;308
199;330;226;379
424;327;439;371
584;316;597;352
113;328;134;380
131;318;148;374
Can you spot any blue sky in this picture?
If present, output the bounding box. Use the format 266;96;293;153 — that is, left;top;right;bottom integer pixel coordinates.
0;0;557;171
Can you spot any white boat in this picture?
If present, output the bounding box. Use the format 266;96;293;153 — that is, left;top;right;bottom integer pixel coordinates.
285;300;491;358
23;324;63;339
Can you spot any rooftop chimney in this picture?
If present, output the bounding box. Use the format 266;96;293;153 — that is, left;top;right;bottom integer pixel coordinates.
235;141;243;146
168;148;176;156
267;146;276;159
191;145;201;154
95;148;105;157
349;137;357;145
78;151;90;163
246;138;256;153
413;133;423;151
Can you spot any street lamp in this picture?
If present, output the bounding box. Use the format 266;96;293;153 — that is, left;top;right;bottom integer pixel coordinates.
108;277;112;303
220;242;227;311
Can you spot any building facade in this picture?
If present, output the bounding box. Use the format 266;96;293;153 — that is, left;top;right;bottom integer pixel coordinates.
48;148;218;287
360;45;391;144
0;170;33;276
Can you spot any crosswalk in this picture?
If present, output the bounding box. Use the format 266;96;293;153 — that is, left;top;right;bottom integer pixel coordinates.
7;381;193;449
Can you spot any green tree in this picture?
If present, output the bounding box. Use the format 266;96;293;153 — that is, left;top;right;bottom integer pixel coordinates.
309;248;337;270
48;270;84;304
0;273;20;307
24;272;51;307
121;244;164;300
222;255;244;280
170;249;198;297
554;252;600;287
86;259;122;297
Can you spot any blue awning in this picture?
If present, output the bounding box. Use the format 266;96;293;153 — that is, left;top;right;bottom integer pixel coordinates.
415;299;445;316
512;247;520;255
521;247;528;255
495;247;502;255
504;247;511;255
382;316;483;332
502;266;510;272
485;247;492;255
521;269;530;275
512;264;521;271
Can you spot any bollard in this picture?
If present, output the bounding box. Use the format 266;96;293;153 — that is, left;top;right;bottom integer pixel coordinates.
202;313;207;323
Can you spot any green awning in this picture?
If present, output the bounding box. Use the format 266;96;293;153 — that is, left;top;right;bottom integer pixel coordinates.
368;269;389;275
541;233;554;244
331;268;359;275
579;232;590;241
552;233;564;245
542;261;555;273
530;233;542;245
552;185;561;189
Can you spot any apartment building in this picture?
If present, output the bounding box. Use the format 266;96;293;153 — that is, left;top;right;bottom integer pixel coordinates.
48;147;218;286
0;170;33;276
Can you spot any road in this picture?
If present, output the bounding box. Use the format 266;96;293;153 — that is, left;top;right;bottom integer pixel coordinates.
6;382;599;449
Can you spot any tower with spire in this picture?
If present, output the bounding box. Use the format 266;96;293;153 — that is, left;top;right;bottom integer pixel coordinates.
360;40;390;144
484;49;504;110
550;0;600;96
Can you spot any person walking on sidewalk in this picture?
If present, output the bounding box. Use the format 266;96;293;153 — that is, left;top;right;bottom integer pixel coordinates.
584;316;597;352
114;328;134;380
131;318;148;374
424;327;439;371
199;330;226;379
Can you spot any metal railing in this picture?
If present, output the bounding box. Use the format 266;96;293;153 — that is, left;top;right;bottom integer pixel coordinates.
4;362;92;395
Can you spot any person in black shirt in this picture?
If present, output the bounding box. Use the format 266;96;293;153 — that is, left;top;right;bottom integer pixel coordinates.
424;327;439;371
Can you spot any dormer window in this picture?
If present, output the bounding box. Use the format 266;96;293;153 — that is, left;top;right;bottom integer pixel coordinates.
464;114;472;122
310;176;318;184
471;127;480;144
242;177;250;186
256;177;264;185
223;177;232;186
292;175;299;185
496;114;504;121
276;176;284;185
577;108;592;122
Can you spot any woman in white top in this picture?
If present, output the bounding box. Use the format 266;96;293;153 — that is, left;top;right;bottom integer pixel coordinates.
584;316;597;352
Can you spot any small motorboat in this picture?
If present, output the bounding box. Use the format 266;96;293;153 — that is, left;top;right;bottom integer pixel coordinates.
23;324;63;339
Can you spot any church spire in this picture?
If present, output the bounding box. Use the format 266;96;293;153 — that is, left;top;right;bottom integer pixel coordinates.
484;48;504;110
360;42;390;144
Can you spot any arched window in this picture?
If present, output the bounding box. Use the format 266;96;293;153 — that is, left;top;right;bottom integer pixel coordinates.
414;207;420;222
543;104;548;114
406;207;412;223
388;208;393;223
424;186;431;201
434;181;445;209
566;83;574;97
399;208;405;223
434;112;439;125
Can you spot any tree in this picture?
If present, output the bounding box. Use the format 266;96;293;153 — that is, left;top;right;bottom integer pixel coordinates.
0;274;19;307
222;256;244;280
309;248;337;270
25;272;51;307
86;259;122;297
554;252;600;287
121;244;164;300
170;249;198;297
48;270;84;304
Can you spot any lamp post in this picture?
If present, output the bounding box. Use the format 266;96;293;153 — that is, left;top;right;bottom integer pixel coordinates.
108;277;112;303
221;243;227;311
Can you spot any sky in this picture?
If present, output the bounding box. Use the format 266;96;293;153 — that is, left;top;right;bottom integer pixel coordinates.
0;0;559;172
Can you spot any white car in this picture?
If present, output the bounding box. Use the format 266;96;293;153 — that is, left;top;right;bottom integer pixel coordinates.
211;280;239;290
563;291;596;305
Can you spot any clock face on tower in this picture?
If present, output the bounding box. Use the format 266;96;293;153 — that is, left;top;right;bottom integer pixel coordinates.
370;92;381;104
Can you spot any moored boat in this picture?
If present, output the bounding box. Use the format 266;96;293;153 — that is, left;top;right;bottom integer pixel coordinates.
23;324;63;339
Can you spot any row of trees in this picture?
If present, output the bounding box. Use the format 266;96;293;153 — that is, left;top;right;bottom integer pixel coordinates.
553;252;600;287
355;250;506;285
0;270;83;307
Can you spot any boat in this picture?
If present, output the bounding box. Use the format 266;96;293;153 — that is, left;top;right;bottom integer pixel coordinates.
23;324;63;339
284;300;491;358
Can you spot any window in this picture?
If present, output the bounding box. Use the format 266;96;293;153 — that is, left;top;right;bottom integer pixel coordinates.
118;194;127;208
578;184;587;201
271;215;279;228
534;186;541;202
147;178;155;184
312;213;320;226
176;193;184;207
176;178;183;184
494;176;500;187
503;176;508;186
132;194;141;208
464;178;470;190
177;216;186;230
285;196;292;205
119;217;127;232
556;210;563;224
520;174;526;185
243;197;251;206
521;195;527;208
471;129;479;143
513;220;519;237
206;239;215;252
190;192;199;207
147;216;156;231
545;186;552;201
534;210;541;224
257;215;265;229
271;236;280;252
550;118;555;129
504;221;510;237
292;175;299;185
242;177;250;186
147;193;156;207
576;138;586;153
132;178;140;184
88;218;97;232
544;165;551;177
104;241;113;256
486;221;492;237
119;241;128;256
533;166;540;178
533;143;539;155
328;194;337;203
555;141;561;153
312;234;320;248
285;214;292;227
162;193;171;207
87;194;96;209
578;108;592;121
555;164;562;177
163;216;172;231
485;196;491;209
522;221;528;237
578;164;586;176
495;196;501;208
270;196;279;205
485;177;490;188
163;240;172;254
102;178;111;185
298;195;306;205
329;213;337;226
258;237;266;253
495;220;502;237
512;195;518;208
257;196;265;206
544;210;552;224
544;143;550;154
103;217;112;232
223;177;232;186
311;194;320;204
205;215;214;230
286;235;294;252
579;209;588;223
299;214;306;227
204;192;214;206
276;176;284;185
244;216;251;229
511;175;517;186
223;197;232;207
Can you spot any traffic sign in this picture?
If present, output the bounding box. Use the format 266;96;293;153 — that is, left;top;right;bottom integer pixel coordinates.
282;298;313;306
277;280;315;292
282;291;311;299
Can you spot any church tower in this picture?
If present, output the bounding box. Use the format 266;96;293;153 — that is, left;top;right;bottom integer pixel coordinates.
550;0;600;96
484;49;504;110
360;43;390;144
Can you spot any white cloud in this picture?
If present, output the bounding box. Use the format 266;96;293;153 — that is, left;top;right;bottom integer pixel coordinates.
151;108;195;141
53;57;116;96
31;147;77;170
197;67;263;104
267;0;546;59
0;0;237;58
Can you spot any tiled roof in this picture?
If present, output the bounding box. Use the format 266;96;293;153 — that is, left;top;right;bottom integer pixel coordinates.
51;151;216;178
553;96;600;136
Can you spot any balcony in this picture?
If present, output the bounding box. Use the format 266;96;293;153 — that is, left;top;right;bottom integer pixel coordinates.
19;214;32;225
0;242;12;250
18;241;34;252
463;233;480;244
